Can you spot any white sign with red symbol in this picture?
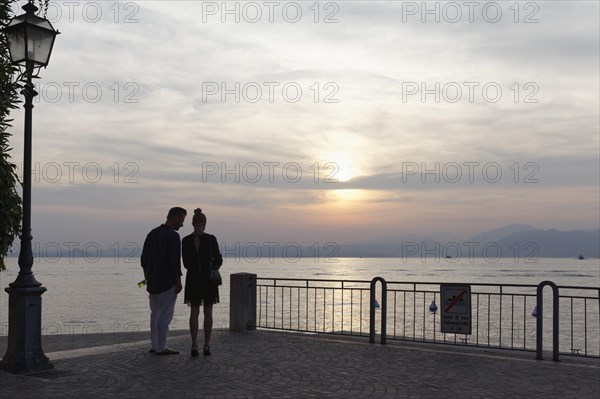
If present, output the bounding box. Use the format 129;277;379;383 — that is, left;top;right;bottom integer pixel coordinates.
440;284;472;335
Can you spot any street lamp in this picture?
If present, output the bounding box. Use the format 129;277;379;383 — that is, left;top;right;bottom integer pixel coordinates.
0;2;59;374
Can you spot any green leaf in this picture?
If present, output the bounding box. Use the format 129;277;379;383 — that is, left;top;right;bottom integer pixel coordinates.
0;0;25;271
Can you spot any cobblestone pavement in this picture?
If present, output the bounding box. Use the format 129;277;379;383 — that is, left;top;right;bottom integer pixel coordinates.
1;329;599;398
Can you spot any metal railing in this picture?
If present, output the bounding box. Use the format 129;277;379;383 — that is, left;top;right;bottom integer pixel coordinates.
256;278;372;336
255;277;600;359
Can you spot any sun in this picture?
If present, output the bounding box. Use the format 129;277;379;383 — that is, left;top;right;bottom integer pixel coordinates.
315;152;361;183
312;151;368;202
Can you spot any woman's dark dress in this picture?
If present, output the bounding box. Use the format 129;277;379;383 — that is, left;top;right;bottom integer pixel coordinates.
182;233;223;306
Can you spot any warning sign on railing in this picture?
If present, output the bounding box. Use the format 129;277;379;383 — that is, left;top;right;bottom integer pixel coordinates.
440;284;472;335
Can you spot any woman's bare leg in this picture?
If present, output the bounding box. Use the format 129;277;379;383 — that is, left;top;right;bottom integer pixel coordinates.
203;303;213;347
190;305;200;348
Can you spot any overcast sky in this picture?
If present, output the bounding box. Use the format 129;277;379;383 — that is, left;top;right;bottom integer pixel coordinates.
5;0;599;253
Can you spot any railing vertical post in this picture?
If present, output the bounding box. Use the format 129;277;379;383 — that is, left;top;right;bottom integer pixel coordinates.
370;277;387;344
536;280;559;361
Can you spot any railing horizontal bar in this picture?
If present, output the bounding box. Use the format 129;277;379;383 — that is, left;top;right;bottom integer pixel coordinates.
556;285;600;291
386;281;542;288
559;295;600;300
257;278;371;284
258;284;369;291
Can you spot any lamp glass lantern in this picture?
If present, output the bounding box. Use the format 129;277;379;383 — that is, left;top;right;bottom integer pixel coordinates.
4;3;59;68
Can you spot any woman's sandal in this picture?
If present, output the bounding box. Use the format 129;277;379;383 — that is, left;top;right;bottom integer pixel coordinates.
203;344;211;357
191;345;199;357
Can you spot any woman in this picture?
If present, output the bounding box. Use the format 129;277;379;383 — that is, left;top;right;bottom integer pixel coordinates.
182;208;223;357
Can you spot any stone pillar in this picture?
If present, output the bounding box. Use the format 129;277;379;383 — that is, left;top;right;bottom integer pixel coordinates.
229;273;257;331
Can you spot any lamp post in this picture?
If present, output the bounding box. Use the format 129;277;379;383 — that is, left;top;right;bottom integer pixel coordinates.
0;2;59;374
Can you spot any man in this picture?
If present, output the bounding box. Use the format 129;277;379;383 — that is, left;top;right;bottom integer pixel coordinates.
141;207;187;355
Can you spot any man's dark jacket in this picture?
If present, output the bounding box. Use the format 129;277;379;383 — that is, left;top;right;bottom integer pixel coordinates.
141;224;182;294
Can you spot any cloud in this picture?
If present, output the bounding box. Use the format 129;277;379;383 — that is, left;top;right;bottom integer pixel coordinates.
5;0;598;246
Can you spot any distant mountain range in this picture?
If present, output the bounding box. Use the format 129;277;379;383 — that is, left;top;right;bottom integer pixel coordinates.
335;224;600;259
7;224;600;260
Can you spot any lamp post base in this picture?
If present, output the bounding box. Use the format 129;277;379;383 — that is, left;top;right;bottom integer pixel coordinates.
0;285;53;374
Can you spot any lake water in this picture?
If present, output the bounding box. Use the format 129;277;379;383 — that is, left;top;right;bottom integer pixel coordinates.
0;257;598;342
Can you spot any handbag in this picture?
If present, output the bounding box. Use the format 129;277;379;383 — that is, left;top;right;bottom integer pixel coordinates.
209;267;222;286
